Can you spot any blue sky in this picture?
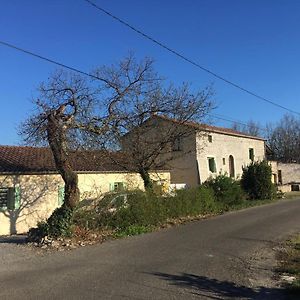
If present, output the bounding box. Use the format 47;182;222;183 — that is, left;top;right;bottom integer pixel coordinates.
1;0;300;145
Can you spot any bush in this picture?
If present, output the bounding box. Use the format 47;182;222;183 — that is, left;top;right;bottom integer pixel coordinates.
204;174;245;207
241;160;275;200
74;187;219;232
165;186;219;218
46;205;74;237
27;205;74;242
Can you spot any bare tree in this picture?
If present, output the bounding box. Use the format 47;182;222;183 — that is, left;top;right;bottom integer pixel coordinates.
21;55;214;204
231;120;262;137
88;56;214;189
266;114;300;163
21;72;97;208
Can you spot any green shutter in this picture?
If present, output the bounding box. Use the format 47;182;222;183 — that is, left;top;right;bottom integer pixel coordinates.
109;183;115;192
58;186;65;206
7;187;20;210
14;187;21;209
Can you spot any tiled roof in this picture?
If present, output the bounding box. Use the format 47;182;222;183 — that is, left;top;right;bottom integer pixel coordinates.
153;115;265;141
0;146;137;174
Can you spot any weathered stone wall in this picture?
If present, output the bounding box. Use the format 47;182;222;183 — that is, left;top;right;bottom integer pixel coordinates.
277;162;300;185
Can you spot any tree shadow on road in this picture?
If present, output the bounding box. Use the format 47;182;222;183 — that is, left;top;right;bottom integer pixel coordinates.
150;272;285;299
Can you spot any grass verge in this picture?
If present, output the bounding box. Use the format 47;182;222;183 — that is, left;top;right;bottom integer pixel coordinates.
276;234;300;299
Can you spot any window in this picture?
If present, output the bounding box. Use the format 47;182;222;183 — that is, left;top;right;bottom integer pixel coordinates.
172;137;182;151
109;182;126;192
278;170;282;185
208;157;217;173
0;187;20;210
222;158;226;165
249;148;254;161
208;135;213;143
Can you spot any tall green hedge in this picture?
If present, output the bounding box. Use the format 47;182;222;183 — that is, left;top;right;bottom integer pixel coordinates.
241;160;275;200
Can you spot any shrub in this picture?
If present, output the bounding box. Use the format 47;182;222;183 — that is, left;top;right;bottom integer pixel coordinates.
73;187;218;232
165;186;218;218
27;205;74;242
204;174;245;207
46;205;74;237
241;160;276;200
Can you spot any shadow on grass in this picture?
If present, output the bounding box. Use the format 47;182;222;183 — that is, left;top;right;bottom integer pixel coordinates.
150;272;285;299
0;235;27;244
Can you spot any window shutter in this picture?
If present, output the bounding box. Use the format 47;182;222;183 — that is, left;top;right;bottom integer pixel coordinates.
14;187;21;209
7;187;20;210
58;186;65;206
109;183;115;192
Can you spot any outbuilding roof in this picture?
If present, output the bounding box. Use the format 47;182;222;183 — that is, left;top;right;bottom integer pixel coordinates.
0;146;141;174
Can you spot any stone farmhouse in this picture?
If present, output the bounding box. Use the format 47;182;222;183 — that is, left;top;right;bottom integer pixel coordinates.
0;146;170;235
132;115;266;187
1;117;298;236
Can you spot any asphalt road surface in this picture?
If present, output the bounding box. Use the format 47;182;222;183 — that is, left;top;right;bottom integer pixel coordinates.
1;198;300;299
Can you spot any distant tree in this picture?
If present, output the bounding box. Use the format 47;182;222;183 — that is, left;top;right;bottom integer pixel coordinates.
266;114;300;163
231;120;262;137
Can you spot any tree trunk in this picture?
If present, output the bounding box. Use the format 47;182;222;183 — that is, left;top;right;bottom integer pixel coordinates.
47;113;80;209
139;168;153;191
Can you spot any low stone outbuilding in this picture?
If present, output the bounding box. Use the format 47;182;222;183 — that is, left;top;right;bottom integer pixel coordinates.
269;160;300;192
0;146;170;235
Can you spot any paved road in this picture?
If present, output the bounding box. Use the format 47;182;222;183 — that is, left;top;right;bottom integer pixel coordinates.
1;198;300;300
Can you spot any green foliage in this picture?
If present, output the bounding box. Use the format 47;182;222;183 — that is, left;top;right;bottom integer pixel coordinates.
241;160;276;200
99;191;168;229
74;187;219;232
46;205;74;237
27;205;74;242
114;225;152;237
164;186;219;218
204;174;245;207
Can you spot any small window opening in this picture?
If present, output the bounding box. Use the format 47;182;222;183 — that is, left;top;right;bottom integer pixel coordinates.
172;137;182;151
278;170;282;185
114;182;125;192
208;135;213;143
249;148;254;161
222;158;226;165
208;157;217;173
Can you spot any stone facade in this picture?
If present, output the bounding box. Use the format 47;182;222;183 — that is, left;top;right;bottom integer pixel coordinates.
196;131;265;184
152;117;266;187
269;161;300;192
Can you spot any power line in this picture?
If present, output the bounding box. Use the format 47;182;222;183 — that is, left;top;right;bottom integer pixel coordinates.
83;0;300;116
0;40;268;135
0;40;101;81
0;39;270;135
